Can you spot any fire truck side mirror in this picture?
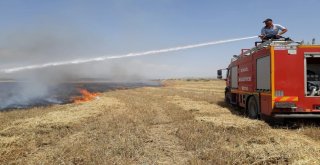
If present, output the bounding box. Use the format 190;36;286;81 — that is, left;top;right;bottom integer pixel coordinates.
217;69;222;79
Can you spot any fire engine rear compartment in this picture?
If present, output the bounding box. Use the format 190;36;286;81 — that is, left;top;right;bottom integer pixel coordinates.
272;49;320;118
305;54;320;97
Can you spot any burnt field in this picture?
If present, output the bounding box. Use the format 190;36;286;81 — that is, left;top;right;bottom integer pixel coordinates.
1;80;320;164
0;80;160;110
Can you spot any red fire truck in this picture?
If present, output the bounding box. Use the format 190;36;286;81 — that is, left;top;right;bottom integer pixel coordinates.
217;39;320;119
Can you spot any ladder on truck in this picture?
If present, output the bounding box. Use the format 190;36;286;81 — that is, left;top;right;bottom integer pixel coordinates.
231;39;301;62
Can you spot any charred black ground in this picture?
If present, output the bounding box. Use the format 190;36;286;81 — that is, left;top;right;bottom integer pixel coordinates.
0;80;161;110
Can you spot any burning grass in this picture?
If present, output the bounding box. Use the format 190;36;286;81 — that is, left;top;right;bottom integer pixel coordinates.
1;79;320;164
71;88;100;103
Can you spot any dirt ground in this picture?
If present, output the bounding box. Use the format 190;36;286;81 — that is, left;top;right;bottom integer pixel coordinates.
1;80;320;164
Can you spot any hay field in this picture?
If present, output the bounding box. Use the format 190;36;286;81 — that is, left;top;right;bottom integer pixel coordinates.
1;80;320;164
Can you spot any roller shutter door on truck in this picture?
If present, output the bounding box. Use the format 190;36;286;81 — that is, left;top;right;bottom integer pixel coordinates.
231;66;238;88
257;56;270;90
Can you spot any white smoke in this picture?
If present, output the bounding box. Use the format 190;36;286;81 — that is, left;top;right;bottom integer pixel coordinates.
1;36;257;74
0;35;257;110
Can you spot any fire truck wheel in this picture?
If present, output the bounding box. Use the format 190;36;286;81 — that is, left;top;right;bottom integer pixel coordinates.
247;97;259;119
225;92;230;104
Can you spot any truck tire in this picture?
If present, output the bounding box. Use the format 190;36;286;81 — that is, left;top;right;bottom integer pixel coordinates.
247;97;259;119
225;92;230;104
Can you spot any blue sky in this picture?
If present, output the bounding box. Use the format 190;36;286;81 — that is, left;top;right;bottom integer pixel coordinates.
0;0;319;79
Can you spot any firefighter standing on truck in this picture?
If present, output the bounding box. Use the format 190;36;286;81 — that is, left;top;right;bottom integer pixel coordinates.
259;18;288;41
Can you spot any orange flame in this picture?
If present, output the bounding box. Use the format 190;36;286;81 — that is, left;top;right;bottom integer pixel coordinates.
72;89;100;103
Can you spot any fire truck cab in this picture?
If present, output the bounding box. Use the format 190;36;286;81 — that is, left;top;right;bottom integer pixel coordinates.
218;39;320;119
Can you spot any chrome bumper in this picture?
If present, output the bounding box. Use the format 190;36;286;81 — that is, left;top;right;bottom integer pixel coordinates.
274;113;320;118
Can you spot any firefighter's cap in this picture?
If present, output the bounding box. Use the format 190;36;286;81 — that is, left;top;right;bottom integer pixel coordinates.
263;18;272;23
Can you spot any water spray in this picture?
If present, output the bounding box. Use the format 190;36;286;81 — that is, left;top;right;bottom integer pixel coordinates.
1;36;257;74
